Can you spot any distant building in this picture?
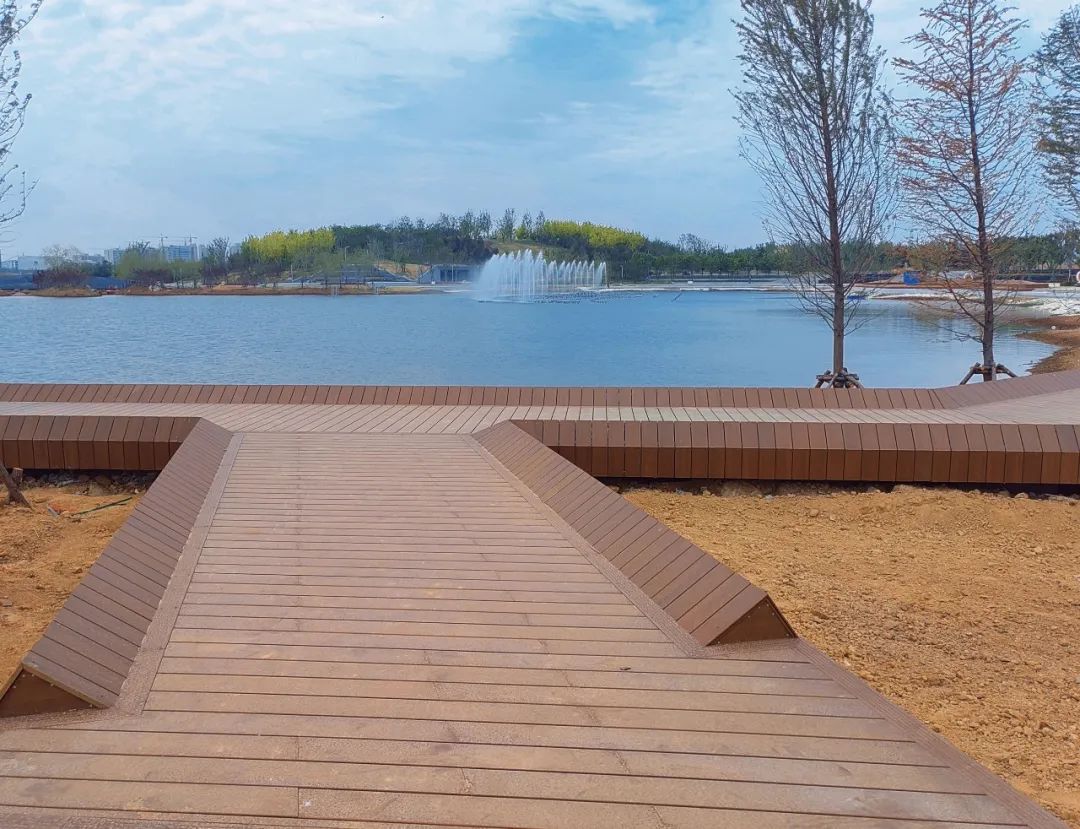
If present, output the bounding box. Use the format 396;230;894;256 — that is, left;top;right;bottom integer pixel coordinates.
14;253;107;273
107;239;202;264
17;255;46;272
161;242;199;263
418;264;474;284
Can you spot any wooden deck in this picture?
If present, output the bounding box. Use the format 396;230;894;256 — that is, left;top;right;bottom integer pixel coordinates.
0;380;1075;827
2;372;1080;485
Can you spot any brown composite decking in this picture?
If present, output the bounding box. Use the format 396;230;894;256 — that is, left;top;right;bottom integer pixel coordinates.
0;420;233;716
0;380;1076;827
2;371;1080;484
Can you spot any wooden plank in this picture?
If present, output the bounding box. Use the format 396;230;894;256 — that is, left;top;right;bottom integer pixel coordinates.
910;423;934;482
1018;424;1044;484
673;421;692;479
929;423;952;482
1001;424;1025;483
1056;424;1080;484
806;423;827;481
983;424;1008;483
723;421;743;479
964;424;988;483
945;424;969;483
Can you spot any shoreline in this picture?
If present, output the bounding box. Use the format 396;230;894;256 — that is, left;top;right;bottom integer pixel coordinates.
1022;314;1080;374
0;284;436;298
860;290;1080;376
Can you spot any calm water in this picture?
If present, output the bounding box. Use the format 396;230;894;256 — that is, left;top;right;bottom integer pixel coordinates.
0;290;1052;387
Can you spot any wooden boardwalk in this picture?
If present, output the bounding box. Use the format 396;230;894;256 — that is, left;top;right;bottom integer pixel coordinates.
0;381;1075;827
2;372;1080;485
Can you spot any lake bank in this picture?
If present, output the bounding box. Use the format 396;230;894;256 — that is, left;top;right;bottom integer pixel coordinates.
1;284;436;298
869;288;1080;376
1025;314;1080;373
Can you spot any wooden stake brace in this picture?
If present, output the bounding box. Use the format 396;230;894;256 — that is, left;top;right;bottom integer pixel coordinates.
959;363;1018;384
814;368;864;389
1;460;30;508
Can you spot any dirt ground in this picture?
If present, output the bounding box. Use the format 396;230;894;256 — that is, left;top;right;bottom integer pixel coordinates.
626;483;1080;826
0;483;141;684
1027;314;1080;374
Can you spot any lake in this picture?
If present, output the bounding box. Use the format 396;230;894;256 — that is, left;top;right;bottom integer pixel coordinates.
0;290;1053;388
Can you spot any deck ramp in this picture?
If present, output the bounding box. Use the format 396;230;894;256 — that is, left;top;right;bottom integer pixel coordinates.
475;421;794;645
0;421;233;717
0;429;1067;827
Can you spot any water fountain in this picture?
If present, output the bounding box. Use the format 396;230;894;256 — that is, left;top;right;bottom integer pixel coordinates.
474;250;606;302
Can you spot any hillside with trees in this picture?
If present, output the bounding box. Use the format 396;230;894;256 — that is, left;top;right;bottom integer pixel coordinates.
30;215;1080;292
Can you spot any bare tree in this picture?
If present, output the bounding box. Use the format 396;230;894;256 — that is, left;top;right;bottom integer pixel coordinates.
42;243;85;268
895;0;1036;382
0;1;41;510
734;0;895;388
1036;5;1080;224
0;1;41;226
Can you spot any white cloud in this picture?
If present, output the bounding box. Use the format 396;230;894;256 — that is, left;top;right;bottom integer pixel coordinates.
12;0;1074;254
596;0;741;162
12;0;656;251
26;0;654;126
19;0;659;166
588;0;1076;164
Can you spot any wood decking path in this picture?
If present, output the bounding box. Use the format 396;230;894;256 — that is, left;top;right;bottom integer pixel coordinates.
0;380;1075;827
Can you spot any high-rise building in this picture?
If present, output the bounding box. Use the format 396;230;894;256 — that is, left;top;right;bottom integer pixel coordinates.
106;239;201;264
161;242;199;263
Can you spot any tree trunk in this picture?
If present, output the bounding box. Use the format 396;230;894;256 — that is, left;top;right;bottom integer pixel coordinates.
814;30;846;378
966;20;995;381
982;267;996;380
833;288;845;376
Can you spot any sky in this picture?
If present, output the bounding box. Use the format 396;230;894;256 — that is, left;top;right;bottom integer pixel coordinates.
7;0;1074;257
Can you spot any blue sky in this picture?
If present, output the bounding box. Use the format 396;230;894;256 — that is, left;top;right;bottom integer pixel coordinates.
8;0;1073;257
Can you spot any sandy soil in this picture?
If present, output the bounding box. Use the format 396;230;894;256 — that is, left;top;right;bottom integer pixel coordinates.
626;484;1080;826
0;485;141;684
1026;314;1080;374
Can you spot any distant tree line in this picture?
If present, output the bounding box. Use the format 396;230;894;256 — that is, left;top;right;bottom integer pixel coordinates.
31;222;1080;292
330;214;494;269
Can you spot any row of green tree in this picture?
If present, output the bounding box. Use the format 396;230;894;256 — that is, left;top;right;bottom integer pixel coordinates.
32;219;1080;292
238;208;1080;283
